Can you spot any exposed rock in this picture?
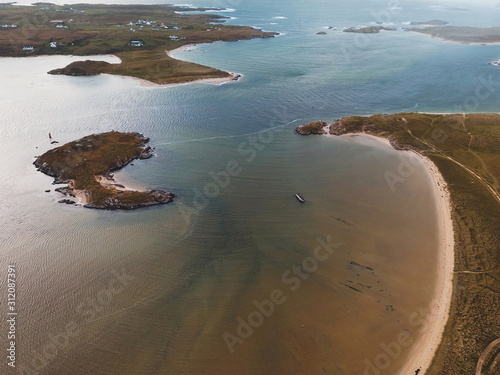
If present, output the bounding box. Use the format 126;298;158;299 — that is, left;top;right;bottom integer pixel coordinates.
295;121;328;135
84;190;176;210
58;199;76;204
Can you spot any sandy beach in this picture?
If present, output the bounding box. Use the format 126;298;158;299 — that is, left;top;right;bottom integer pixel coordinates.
396;151;455;375
333;133;455;375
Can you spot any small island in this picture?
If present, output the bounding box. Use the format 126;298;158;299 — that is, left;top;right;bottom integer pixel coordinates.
34;131;176;210
344;26;396;34
0;3;276;84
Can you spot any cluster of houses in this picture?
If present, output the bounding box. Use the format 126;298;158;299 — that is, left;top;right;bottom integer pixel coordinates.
1;24;17;28
126;19;183;33
51;20;69;29
40;6;84;14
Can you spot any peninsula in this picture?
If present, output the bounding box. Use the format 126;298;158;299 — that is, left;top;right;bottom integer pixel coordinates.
34;131;176;209
410;25;500;44
0;3;276;84
296;113;500;375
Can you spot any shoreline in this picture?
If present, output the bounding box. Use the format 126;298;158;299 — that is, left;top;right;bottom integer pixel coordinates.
409;30;500;45
334;133;455;375
397;150;454;375
109;44;242;88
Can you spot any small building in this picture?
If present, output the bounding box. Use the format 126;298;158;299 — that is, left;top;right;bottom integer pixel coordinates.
11;24;17;28
1;24;8;28
129;40;143;47
56;24;64;28
22;46;34;51
50;42;57;48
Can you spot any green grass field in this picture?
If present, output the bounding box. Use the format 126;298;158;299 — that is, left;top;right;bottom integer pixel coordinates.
0;3;275;83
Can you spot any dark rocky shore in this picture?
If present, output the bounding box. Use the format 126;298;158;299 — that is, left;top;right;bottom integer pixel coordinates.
34;131;176;210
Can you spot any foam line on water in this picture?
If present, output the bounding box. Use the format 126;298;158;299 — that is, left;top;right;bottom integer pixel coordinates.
155;118;302;146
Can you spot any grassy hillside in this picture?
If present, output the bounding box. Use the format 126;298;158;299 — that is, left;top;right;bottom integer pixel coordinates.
0;3;276;83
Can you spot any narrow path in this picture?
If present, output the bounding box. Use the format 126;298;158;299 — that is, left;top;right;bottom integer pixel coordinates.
405;128;500;206
476;338;500;375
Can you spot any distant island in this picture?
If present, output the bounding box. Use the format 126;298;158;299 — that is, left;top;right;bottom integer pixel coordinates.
344;26;396;34
296;113;500;375
34;132;176;209
410;19;449;26
0;3;276;84
410;25;500;44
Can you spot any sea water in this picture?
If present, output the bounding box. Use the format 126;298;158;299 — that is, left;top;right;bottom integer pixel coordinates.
1;0;499;374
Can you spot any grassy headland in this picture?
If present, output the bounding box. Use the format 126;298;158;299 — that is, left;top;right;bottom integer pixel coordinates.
327;113;500;374
410;25;500;44
34;131;176;209
0;3;276;83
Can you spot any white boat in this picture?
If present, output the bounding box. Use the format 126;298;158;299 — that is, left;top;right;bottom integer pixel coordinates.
295;193;305;203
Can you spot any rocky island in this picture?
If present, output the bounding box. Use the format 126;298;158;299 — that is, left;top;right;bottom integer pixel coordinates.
34;131;176;210
0;3;276;84
410;19;449;26
294;121;328;135
344;26;396;34
297;112;500;375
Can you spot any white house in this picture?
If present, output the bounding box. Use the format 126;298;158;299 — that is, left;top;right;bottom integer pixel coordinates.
50;42;57;48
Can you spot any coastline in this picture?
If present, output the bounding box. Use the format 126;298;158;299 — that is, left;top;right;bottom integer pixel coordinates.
334;133;455;375
397;151;454;375
106;45;242;88
409;30;500;45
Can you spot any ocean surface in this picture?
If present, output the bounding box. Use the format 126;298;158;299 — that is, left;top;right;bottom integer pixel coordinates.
1;1;500;374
